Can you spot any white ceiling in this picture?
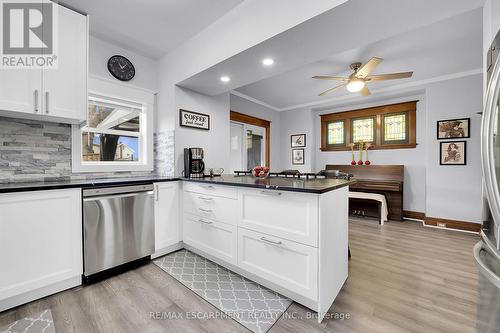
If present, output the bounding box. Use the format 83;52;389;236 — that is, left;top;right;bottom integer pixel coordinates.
234;8;482;110
60;0;244;59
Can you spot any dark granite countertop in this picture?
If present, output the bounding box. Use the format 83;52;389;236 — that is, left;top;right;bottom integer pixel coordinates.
183;175;355;194
0;176;180;194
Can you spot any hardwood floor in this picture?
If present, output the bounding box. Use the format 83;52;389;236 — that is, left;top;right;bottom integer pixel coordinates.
0;218;479;333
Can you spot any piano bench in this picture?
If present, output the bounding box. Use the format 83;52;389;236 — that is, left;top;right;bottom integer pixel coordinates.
348;191;388;225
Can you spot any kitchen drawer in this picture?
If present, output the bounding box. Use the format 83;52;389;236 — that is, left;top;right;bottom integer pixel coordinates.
238;228;318;300
239;188;318;247
184;191;239;226
183;213;237;265
183;182;238;199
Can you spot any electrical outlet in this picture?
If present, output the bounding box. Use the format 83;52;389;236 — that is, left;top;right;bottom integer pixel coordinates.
437;222;446;228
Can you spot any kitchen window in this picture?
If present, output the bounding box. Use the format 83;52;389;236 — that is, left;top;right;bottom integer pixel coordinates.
72;78;154;172
320;101;417;151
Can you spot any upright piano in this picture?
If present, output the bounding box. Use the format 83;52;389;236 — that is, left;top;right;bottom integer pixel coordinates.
326;165;404;221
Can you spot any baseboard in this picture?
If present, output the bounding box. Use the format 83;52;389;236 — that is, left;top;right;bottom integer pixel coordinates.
151;242;184;259
403;210;481;233
424;216;481;233
403;210;426;220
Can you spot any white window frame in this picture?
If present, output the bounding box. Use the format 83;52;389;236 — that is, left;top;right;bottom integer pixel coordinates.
72;77;154;173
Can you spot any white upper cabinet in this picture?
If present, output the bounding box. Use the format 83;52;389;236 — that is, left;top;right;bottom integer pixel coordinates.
42;4;87;122
0;69;42;116
0;2;87;124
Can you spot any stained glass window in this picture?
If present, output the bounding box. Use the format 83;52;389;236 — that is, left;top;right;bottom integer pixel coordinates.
383;113;408;143
351;117;375;143
327;120;345;145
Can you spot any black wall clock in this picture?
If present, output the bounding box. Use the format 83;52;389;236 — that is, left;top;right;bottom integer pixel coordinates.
107;55;135;81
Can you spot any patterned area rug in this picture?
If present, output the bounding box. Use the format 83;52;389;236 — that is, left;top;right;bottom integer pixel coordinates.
0;310;55;333
153;250;292;333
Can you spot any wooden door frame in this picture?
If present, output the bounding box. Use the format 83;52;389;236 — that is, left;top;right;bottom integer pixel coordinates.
230;111;271;167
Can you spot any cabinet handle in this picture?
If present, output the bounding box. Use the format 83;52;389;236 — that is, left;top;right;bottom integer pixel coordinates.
198;208;213;213
154;185;159;201
198;218;213;225
45;91;49;114
260;236;282;245
260;190;282;196
203;185;215;190
33;90;39;113
198;196;213;201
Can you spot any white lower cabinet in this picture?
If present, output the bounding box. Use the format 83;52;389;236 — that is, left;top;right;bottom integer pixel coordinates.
0;189;83;311
153;182;181;257
237;227;318;300
239;188;318;247
183;213;237;265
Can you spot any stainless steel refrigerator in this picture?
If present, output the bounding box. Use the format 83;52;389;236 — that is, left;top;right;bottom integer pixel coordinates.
478;29;500;333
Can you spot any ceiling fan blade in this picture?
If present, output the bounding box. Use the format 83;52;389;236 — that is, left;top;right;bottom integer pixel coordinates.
318;83;347;96
356;57;383;78
360;86;371;96
312;75;348;81
367;72;413;81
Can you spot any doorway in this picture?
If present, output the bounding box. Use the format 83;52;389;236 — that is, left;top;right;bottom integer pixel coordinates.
229;111;270;173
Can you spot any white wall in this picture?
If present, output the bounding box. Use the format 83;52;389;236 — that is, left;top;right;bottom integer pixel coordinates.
279;74;483;223
280;107;316;173
425;74;482;223
89;36;158;92
174;87;230;176
230;94;282;170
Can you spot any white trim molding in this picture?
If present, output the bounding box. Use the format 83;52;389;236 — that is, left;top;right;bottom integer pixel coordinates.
71;77;155;173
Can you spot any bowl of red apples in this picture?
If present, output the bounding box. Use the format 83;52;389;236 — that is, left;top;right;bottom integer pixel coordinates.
251;166;270;178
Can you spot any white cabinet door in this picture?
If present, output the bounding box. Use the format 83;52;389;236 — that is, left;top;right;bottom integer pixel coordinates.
42;4;87;122
0;189;83;311
239;188;319;247
238;228;318;300
154;182;181;254
0;69;42;116
183;213;237;265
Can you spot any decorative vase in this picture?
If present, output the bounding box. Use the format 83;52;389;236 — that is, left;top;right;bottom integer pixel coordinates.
357;160;363;165
351;160;357;165
357;141;364;165
364;143;371;165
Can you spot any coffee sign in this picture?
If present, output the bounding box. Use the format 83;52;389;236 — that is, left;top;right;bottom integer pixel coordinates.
179;109;210;130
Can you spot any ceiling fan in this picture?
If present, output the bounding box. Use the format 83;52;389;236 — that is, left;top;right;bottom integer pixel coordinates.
312;57;413;96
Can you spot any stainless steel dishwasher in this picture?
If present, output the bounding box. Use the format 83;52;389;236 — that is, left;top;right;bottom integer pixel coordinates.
83;184;155;278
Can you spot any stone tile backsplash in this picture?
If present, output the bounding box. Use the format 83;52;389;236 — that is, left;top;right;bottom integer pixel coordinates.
0;116;174;183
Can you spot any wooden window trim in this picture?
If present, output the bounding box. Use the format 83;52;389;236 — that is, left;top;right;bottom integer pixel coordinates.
230;111;271;167
320;101;418;151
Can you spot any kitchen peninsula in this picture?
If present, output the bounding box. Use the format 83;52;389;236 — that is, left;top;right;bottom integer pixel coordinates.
182;175;353;320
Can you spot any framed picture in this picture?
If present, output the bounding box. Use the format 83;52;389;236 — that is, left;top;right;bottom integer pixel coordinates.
292;148;305;165
179;109;210;130
437;118;470;139
440;141;466;165
291;134;306;147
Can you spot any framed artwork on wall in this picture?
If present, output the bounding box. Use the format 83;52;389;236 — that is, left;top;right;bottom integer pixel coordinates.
291;134;306;147
292;148;305;165
179;109;210;130
437;118;470;139
440;141;466;165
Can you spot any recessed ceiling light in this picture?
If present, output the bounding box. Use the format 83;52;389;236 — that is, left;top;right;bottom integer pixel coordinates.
262;58;274;66
220;76;230;83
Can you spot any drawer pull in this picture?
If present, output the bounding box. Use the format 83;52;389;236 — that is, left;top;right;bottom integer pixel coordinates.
260;236;282;245
203;185;215;189
198;218;213;225
199;208;213;213
260;190;282;196
198;196;213;201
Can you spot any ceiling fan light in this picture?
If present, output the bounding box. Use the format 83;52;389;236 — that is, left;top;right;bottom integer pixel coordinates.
346;79;365;93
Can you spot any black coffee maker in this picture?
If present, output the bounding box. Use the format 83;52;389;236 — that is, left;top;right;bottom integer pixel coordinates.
184;148;205;178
